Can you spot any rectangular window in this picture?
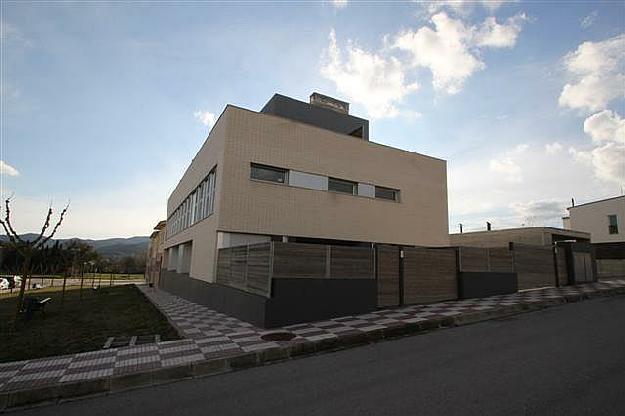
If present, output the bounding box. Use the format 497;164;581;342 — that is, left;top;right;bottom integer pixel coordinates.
251;163;288;184
208;170;216;214
202;179;209;219
608;214;619;234
191;192;198;224
197;182;204;222
375;186;399;201
328;177;357;195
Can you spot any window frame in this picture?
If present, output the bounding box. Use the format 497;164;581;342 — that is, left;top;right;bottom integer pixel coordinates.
375;186;400;202
250;163;289;185
328;177;357;195
608;214;619;235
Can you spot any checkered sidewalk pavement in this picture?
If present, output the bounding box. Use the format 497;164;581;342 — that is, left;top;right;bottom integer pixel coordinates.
1;279;624;393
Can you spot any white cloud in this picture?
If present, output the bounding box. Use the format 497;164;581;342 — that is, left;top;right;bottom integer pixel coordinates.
580;10;598;29
488;143;527;183
0;160;19;176
394;13;482;94
193;110;217;128
489;157;522;183
332;0;348;9
568;110;625;186
393;12;526;94
583;109;625;143
428;0;509;15
320;30;419;118
569;112;625;186
449;142;616;231
475;14;527;48
545;142;563;154
558;34;625;112
320;10;526;116
512;199;567;227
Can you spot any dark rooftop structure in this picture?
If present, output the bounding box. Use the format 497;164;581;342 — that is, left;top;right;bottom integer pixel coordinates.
260;92;369;140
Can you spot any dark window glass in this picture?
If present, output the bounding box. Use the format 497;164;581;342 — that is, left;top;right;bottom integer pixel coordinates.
328;178;356;195
608;215;619;234
251;164;287;184
375;186;398;201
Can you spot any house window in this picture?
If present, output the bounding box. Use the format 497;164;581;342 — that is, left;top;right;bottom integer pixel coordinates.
328;177;356;195
608;215;619;234
375;186;399;201
251;163;288;184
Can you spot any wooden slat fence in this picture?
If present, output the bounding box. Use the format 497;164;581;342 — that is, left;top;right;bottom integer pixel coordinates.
458;246;513;272
216;243;272;297
376;245;400;307
216;242;374;298
403;247;457;304
512;243;557;290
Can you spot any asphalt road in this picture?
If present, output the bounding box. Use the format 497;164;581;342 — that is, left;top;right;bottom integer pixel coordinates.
18;296;625;416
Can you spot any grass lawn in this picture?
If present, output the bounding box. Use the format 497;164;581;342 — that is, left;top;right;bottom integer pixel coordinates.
0;285;180;363
23;273;145;281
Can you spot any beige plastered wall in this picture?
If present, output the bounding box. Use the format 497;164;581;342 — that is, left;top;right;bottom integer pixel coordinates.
569;196;625;243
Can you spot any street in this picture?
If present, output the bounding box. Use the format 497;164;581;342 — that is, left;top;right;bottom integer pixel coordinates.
18;295;625;416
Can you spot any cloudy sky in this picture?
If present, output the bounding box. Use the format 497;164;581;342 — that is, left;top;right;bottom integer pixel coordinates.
1;0;624;239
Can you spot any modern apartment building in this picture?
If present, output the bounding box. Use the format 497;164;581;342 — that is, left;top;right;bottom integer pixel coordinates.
145;220;166;287
563;195;625;243
162;92;449;295
563;195;625;280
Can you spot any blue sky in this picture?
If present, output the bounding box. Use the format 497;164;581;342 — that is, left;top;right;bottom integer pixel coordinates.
1;0;624;238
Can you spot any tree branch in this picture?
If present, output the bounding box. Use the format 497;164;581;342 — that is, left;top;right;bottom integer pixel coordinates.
35;203;69;249
3;198;22;243
0;219;17;244
31;206;54;246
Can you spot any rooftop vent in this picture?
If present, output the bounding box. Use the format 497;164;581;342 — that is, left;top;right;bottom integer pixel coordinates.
310;92;349;115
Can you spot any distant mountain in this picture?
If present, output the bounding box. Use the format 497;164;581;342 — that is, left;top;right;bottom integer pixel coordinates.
0;234;150;259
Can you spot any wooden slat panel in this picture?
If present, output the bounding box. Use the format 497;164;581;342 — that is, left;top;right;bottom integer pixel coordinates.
403;247;457;304
216;248;231;287
216;243;272;297
459;247;489;272
272;242;326;279
377;245;400;307
488;247;514;272
514;244;556;290
330;246;374;279
229;246;248;291
247;243;272;296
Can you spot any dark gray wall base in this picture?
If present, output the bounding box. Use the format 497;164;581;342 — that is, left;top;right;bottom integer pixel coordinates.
159;271;377;328
266;279;377;327
458;272;518;299
160;271;268;327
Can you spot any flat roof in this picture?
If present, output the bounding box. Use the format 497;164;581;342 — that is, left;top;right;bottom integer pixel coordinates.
450;226;590;237
568;195;625;210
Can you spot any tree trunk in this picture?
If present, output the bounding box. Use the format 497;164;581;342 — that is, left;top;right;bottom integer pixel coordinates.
14;254;31;328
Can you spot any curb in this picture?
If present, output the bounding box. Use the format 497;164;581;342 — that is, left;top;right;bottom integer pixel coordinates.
1;285;624;412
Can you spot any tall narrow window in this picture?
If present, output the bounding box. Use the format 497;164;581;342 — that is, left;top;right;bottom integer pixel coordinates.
208;170;216;215
191;192;198;224
251;163;288;184
328;177;357;195
608;215;619;234
197;182;204;222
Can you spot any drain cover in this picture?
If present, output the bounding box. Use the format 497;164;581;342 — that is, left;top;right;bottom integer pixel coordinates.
261;331;296;342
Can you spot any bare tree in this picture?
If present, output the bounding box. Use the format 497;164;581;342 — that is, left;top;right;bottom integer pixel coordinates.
0;197;69;327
